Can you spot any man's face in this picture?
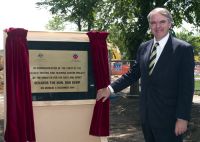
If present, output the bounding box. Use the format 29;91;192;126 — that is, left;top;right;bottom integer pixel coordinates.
149;13;171;41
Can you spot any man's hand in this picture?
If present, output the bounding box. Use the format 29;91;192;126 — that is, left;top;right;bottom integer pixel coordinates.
175;119;188;136
96;87;111;102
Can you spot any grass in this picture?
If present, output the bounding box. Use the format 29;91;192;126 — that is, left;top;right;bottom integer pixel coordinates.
195;79;200;96
195;80;200;90
194;75;200;95
195;75;200;78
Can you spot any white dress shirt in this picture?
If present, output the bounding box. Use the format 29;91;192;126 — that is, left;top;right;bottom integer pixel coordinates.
152;33;169;67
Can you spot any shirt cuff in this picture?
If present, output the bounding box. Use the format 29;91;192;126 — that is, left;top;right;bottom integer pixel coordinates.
108;85;114;93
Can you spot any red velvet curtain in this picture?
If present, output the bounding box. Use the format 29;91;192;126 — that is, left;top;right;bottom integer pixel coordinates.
4;28;36;142
87;31;110;136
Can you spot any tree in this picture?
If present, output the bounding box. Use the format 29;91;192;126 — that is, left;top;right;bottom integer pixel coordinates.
36;0;101;31
176;28;200;62
45;15;65;31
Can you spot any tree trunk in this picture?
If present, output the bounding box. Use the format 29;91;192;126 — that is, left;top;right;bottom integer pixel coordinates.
77;18;82;31
128;60;140;95
88;21;92;31
127;1;151;96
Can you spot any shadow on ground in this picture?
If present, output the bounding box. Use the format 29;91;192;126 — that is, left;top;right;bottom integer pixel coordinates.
108;94;200;142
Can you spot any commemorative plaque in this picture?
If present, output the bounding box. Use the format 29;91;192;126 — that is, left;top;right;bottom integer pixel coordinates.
28;35;96;101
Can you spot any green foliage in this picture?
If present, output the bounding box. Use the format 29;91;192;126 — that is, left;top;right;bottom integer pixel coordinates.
195;80;200;91
95;0;154;59
176;29;200;60
165;0;200;27
36;0;101;31
45;15;65;31
195;56;200;62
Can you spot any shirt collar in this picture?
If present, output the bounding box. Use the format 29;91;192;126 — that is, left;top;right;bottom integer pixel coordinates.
154;33;169;49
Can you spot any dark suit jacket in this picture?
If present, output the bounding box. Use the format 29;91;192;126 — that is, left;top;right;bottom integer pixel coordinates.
111;35;194;128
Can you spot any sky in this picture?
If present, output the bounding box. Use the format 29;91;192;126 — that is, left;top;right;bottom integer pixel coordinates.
0;0;51;49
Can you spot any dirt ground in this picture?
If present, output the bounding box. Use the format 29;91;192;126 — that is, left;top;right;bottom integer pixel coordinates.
0;94;200;142
108;94;200;142
108;94;144;142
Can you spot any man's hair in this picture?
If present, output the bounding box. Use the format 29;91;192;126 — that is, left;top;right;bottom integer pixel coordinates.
147;7;174;25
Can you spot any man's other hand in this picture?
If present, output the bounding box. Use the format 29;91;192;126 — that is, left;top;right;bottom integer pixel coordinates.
175;119;188;136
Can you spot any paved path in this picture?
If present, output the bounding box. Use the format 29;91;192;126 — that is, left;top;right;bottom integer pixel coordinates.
193;95;200;103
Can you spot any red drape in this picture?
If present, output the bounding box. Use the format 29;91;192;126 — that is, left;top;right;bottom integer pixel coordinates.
87;31;110;136
4;28;36;142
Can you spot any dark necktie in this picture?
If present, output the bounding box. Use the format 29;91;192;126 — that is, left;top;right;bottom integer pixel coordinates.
149;42;159;75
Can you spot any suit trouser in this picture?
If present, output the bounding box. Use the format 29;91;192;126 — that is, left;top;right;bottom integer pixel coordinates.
142;122;183;142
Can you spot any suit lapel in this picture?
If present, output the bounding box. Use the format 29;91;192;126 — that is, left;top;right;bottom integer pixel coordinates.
144;40;154;75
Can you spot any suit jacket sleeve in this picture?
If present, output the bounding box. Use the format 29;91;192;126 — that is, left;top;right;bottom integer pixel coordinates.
176;43;194;121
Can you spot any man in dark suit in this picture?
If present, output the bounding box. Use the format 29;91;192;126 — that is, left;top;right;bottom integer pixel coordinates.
97;7;194;142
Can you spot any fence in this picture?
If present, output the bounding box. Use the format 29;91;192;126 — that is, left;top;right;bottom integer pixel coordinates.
109;60;200;95
109;60;134;76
